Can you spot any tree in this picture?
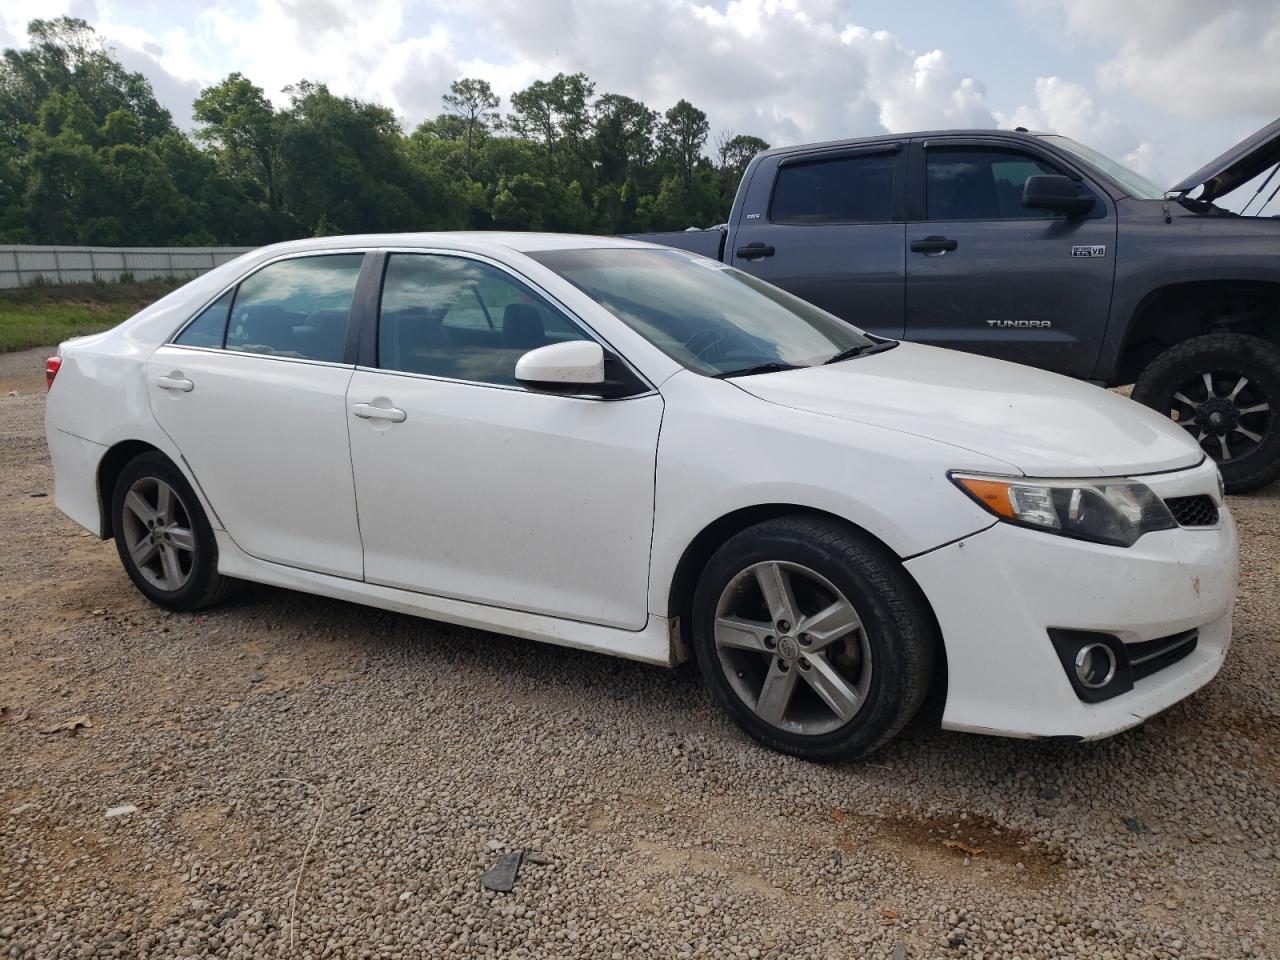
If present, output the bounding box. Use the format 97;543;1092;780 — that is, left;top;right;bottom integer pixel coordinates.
593;93;657;183
0;23;775;248
0;17;172;148
508;72;595;174
441;78;498;176
659;99;709;187
715;131;770;196
192;73;281;215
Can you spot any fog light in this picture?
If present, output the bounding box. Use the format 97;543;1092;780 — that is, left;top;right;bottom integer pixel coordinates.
1074;642;1117;689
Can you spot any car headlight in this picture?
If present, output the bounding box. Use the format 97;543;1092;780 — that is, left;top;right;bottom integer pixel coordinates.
950;473;1177;547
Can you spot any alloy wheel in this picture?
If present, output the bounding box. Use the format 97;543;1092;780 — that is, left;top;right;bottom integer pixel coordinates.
714;560;872;736
119;476;196;592
1168;370;1272;464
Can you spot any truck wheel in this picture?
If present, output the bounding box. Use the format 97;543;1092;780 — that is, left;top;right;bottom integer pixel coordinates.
690;515;936;762
1132;333;1280;493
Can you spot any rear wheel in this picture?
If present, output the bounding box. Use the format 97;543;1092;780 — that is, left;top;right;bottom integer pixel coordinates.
1132;333;1280;493
691;516;936;761
111;452;232;610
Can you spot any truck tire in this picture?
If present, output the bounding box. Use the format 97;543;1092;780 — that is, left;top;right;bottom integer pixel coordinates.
1132;333;1280;493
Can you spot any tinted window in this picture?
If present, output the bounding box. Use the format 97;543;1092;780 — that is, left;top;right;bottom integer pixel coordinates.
175;289;233;347
926;148;1065;220
770;153;897;224
224;254;364;361
378;254;589;386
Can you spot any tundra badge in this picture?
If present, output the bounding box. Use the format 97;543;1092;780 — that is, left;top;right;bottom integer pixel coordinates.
1071;245;1106;258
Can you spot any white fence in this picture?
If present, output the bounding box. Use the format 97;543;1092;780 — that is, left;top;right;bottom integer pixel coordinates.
0;245;254;289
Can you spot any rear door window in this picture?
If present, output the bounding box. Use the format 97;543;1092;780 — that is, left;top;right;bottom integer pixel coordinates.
223;254;364;362
770;152;897;224
377;254;589;387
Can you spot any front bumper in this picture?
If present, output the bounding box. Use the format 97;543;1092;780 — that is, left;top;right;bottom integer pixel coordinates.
905;462;1237;740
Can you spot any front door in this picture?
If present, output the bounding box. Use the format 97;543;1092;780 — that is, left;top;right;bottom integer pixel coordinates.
903;140;1117;376
148;252;367;578
345;252;663;630
729;145;906;339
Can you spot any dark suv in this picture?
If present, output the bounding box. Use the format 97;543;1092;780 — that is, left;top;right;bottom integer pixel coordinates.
647;118;1280;491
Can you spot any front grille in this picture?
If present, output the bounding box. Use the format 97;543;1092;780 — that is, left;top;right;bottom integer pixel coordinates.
1126;628;1198;682
1165;495;1219;527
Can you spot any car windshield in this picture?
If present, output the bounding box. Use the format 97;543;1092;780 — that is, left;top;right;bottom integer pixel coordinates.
527;247;874;376
1037;134;1166;200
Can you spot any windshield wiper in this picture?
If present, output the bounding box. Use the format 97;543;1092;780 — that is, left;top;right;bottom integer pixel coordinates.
712;361;802;379
824;340;899;364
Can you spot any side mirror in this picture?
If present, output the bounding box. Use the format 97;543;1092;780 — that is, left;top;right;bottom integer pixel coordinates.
1022;175;1095;216
515;340;605;390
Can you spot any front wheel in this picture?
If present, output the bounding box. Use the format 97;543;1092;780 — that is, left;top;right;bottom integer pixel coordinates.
1131;333;1280;493
691;516;937;762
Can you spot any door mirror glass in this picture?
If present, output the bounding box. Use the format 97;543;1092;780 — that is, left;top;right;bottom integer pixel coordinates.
515;340;605;389
1021;175;1095;216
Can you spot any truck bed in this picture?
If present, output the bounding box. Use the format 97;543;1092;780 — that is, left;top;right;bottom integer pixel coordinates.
623;228;726;260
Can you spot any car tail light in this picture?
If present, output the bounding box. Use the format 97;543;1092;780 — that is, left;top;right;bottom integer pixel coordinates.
46;355;62;391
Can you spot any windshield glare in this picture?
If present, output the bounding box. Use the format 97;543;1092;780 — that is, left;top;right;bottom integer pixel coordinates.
528;247;873;376
1038;134;1165;200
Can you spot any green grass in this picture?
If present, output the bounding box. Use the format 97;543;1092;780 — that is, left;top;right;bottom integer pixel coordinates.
0;279;186;353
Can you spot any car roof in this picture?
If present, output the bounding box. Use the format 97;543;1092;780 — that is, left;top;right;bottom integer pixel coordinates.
242;232;658;258
753;128;1051;159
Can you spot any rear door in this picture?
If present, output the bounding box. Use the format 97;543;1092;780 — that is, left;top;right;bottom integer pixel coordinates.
727;144;906;339
147;252;368;578
903;137;1117;375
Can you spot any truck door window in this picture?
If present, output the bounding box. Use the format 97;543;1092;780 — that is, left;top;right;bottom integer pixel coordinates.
926;148;1063;220
770;153;896;224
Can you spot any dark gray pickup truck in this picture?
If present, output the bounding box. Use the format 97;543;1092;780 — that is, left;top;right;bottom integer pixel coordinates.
643;119;1280;491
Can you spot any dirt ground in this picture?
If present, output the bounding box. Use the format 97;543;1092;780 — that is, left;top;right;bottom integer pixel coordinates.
2;345;1277;959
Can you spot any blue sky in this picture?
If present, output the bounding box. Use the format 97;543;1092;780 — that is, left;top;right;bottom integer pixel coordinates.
3;0;1278;201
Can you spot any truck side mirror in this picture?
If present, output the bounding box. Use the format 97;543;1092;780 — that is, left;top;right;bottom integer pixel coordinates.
1022;175;1095;216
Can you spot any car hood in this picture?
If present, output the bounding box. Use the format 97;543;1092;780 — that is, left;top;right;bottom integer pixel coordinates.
1169;115;1280;203
734;343;1204;478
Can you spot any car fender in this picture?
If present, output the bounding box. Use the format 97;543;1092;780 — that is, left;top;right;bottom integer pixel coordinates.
646;371;1007;616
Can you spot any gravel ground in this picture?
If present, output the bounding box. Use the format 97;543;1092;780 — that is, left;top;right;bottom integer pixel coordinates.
2;345;1278;960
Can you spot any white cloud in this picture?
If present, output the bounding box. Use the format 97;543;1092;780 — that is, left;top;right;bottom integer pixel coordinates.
458;0;997;146
998;76;1162;181
1031;0;1280;120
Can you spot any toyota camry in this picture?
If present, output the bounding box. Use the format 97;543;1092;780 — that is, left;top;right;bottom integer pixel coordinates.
44;233;1237;759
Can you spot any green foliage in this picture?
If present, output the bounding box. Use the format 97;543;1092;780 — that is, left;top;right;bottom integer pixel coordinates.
0;18;773;246
0;278;184;352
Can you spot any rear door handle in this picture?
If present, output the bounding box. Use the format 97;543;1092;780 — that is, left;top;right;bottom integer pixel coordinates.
735;242;775;260
155;375;194;392
909;236;958;254
352;402;406;423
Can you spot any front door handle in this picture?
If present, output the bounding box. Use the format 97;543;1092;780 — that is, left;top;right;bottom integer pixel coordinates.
155;374;194;392
353;402;406;423
735;242;775;260
909;236;958;254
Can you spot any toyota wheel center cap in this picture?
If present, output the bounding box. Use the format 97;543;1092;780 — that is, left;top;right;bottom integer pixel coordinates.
777;636;800;661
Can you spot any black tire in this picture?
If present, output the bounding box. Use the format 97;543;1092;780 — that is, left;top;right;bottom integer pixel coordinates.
111;451;233;611
1131;333;1280;493
690;516;936;762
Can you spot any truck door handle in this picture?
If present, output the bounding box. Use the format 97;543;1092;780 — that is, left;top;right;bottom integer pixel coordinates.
155;374;194;392
735;243;775;260
910;236;958;254
352;402;406;423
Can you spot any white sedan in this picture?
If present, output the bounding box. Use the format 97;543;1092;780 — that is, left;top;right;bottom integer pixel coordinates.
44;234;1237;760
